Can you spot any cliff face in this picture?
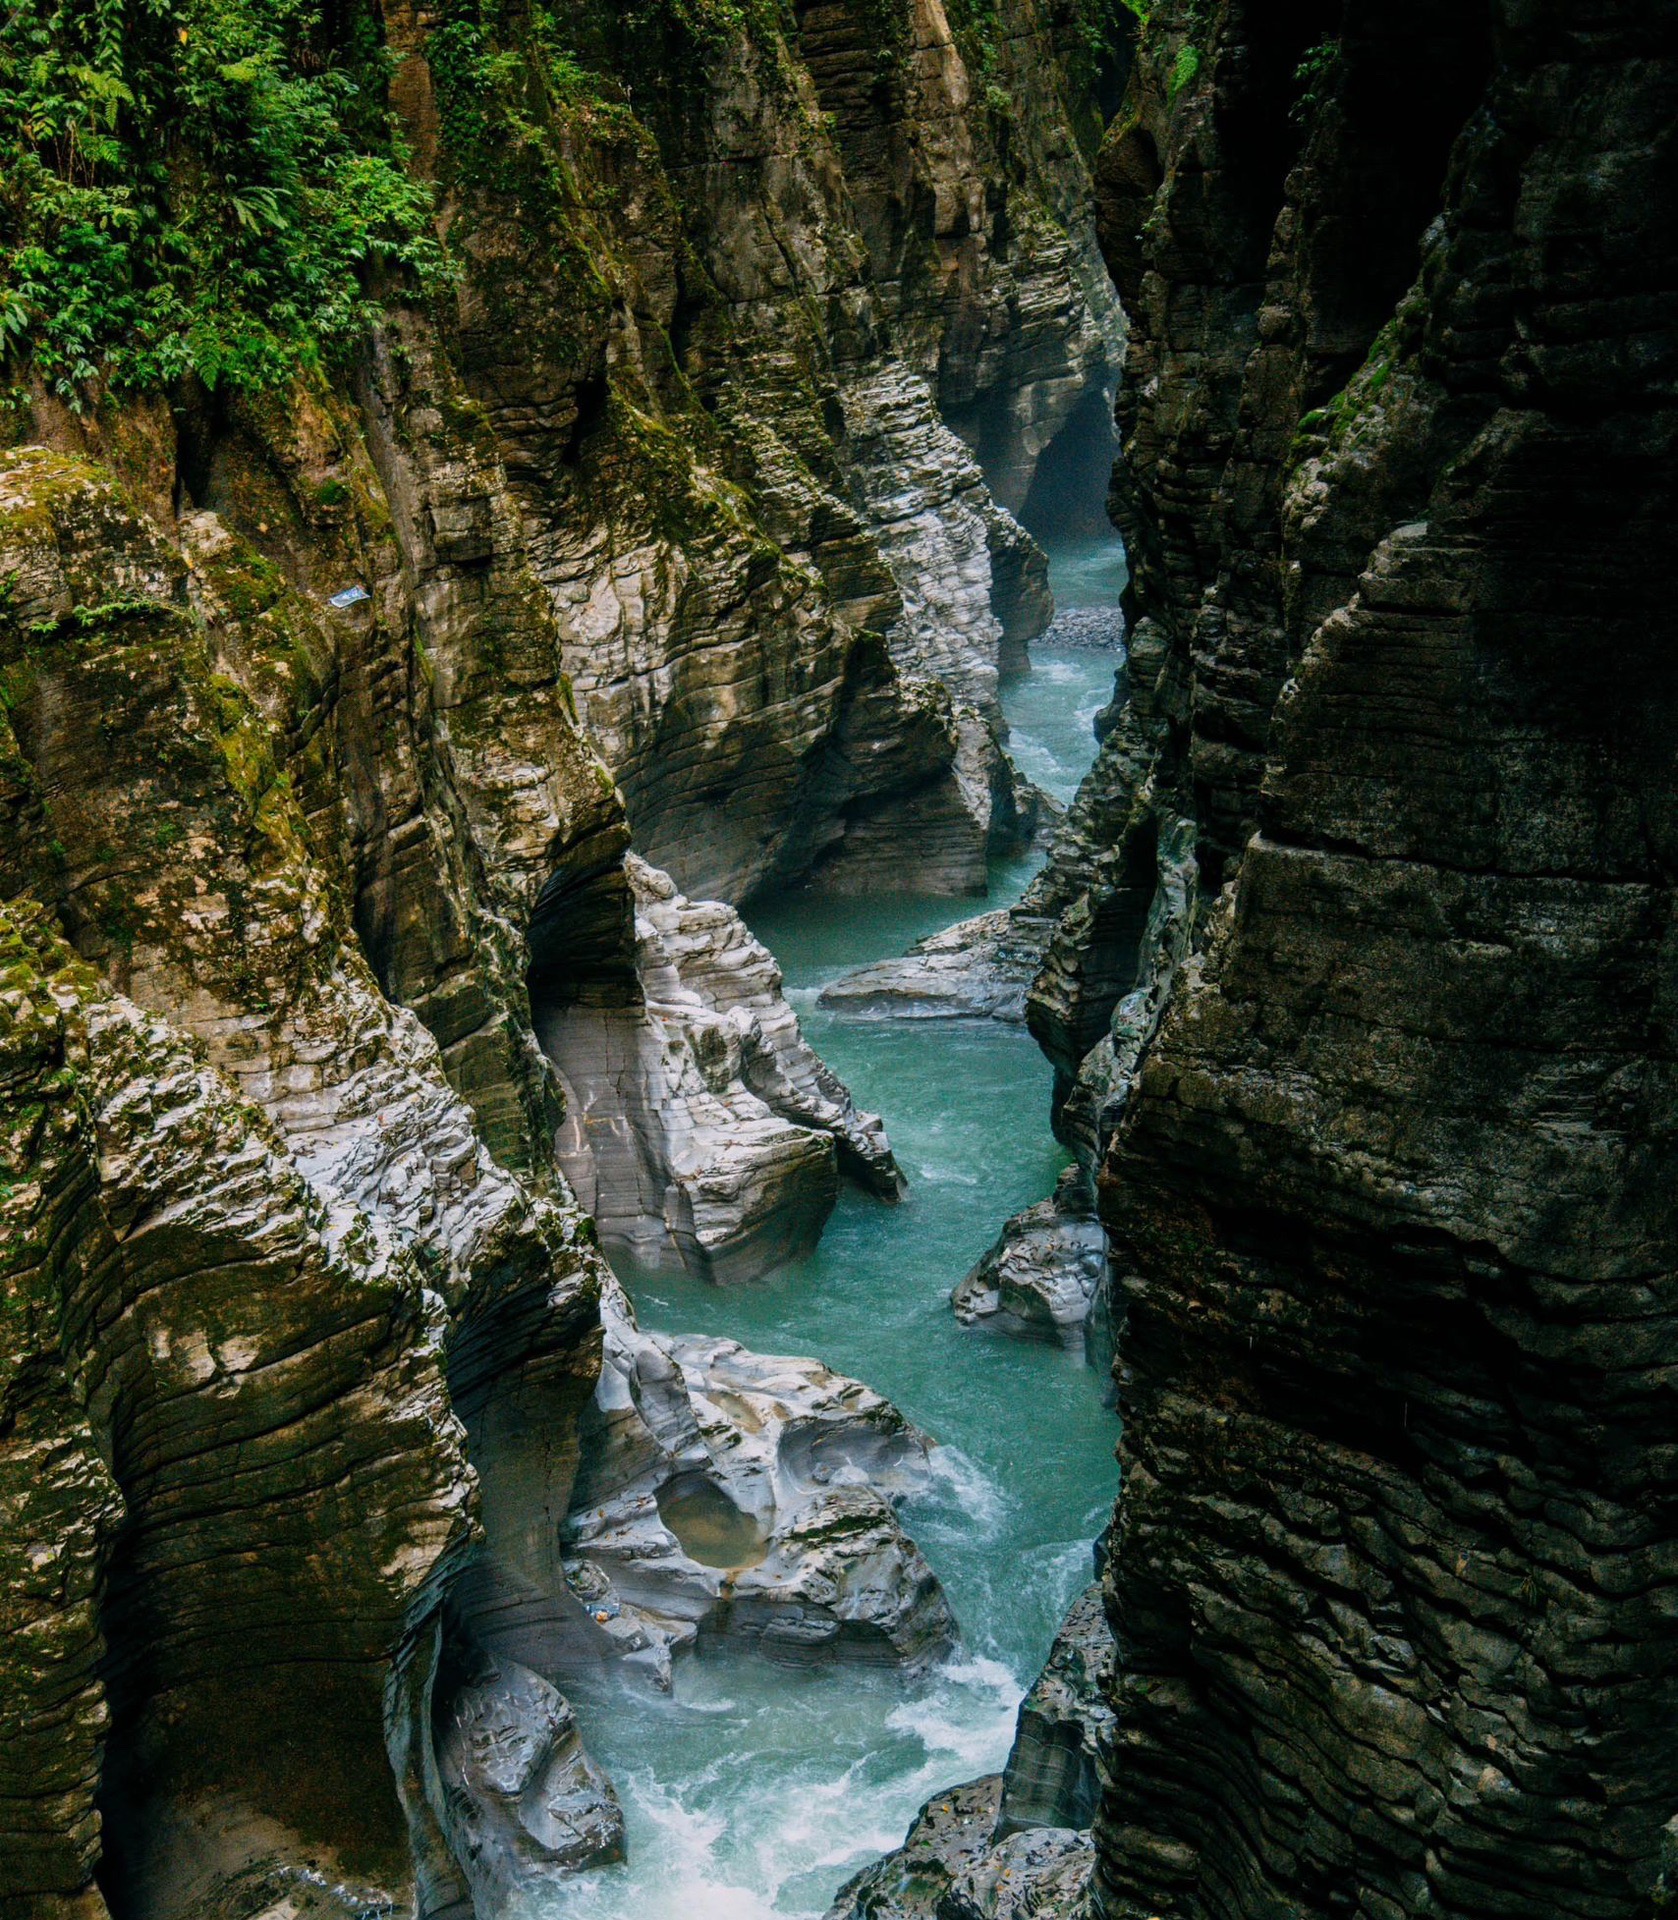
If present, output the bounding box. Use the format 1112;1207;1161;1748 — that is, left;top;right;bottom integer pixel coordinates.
1072;3;1678;1915
389;0;1122;906
0;430;615;1920
0;0;1118;1907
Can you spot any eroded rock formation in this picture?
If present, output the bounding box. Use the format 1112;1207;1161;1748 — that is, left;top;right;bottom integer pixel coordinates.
389;0;1124;908
0;426;623;1918
562;1276;957;1685
952;1167;1109;1351
0;0;1130;1897
824;1580;1114;1918
537;854;902;1286
1059;4;1678;1917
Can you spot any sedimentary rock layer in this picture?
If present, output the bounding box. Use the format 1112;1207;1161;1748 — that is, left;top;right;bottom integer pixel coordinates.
1077;4;1678;1917
383;0;1123;907
537;855;902;1286
0;0;1122;1907
0;433;629;1917
563;1276;957;1684
824;1578;1113;1918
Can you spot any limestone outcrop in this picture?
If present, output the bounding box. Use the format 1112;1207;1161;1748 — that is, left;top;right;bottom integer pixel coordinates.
0;256;953;1898
0;900;474;1920
561;1277;957;1685
0;0;1124;1878
818;907;1053;1023
826;1778;1012;1920
538;855;902;1286
383;0;1125;907
0;0;1214;1910
433;1654;625;1909
0;433;629;1918
996;1582;1114;1835
952;1169;1109;1352
1058;4;1678;1917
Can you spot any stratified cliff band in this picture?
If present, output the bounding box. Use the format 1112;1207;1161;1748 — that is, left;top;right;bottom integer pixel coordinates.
1068;3;1677;1916
0;0;1122;1910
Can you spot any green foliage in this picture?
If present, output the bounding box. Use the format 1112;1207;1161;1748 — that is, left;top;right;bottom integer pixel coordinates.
1064;0;1143;148
425;0;637;207
937;0;1001;80
1289;36;1338;127
1168;41;1200;99
0;0;452;400
623;0;749;50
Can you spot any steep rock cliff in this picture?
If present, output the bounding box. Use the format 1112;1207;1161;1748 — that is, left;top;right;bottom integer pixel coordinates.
386;0;1123;903
0;434;628;1918
0;0;1122;1898
1074;4;1678;1917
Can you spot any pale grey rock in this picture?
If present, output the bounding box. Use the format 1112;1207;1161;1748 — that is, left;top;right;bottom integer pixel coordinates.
1038;605;1126;653
628;859;905;1200
538;855;902;1284
561;1277;957;1685
952;1170;1108;1352
434;1654;625;1908
838;362;1008;717
820;909;1056;1023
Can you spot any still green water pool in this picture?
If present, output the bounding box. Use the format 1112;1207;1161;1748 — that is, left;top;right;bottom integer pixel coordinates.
544;635;1123;1920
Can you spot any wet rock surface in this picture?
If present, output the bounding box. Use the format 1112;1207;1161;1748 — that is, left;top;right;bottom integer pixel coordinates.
997;1583;1114;1835
825;1778;1009;1920
819;908;1056;1024
561;1278;957;1686
953;1170;1109;1352
941;1828;1095;1920
828;1579;1112;1918
539;856;902;1285
827;1789;1096;1920
435;1654;626;1905
0;0;1121;1898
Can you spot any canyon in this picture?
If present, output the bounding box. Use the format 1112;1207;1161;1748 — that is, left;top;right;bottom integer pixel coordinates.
2;0;1674;1917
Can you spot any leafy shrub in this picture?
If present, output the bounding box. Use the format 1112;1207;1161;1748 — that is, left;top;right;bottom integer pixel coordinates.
0;0;451;398
1168;41;1200;99
1289;36;1338;127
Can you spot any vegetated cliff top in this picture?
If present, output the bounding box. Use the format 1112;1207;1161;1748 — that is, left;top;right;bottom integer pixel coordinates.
0;0;1132;405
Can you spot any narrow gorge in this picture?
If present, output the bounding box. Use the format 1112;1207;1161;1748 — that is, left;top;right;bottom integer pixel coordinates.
1;1;1673;1919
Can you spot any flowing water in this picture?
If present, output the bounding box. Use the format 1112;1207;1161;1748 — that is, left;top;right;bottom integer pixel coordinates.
544;556;1126;1920
1041;530;1132;614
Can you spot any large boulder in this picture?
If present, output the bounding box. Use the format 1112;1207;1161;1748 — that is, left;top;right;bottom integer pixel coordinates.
561;1278;957;1685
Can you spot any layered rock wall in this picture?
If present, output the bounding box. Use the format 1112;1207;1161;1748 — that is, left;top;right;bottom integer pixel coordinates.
0;0;1121;1904
0;427;622;1919
388;0;1123;904
1073;4;1678;1916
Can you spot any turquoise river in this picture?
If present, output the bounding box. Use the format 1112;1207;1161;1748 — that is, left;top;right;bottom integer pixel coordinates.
547;536;1128;1920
